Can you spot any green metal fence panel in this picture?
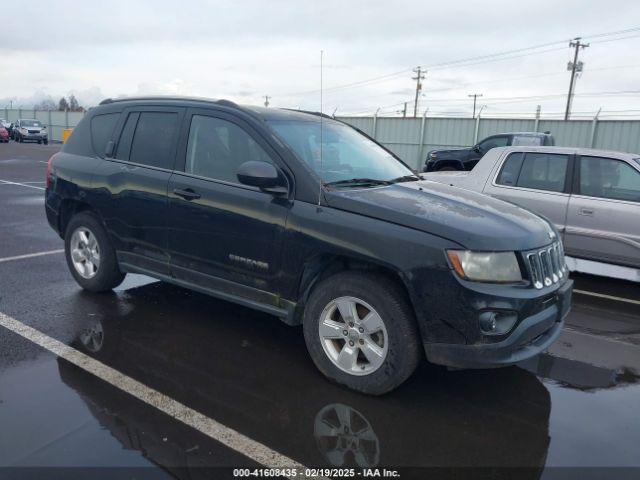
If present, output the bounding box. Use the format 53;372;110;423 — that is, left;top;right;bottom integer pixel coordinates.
337;116;640;169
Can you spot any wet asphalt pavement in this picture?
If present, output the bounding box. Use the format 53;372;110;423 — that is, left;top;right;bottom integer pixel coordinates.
0;142;639;479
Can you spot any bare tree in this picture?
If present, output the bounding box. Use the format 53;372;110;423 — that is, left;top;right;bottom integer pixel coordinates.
58;97;69;111
68;94;80;112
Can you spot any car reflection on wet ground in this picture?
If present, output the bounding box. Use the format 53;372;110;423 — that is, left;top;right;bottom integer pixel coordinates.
1;278;638;479
1;143;640;479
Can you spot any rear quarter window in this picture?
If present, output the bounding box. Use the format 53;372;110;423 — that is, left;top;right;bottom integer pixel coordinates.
90;113;120;157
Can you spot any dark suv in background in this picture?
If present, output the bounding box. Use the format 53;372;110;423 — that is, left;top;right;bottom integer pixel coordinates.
424;131;554;172
45;97;572;394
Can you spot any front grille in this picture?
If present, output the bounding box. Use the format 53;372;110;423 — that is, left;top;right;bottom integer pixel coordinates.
28;130;39;134
526;242;566;289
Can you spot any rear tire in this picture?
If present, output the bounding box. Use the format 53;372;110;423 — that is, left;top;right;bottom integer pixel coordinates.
65;212;125;292
303;271;421;395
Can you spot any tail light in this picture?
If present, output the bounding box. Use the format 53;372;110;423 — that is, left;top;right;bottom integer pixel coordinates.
45;153;57;189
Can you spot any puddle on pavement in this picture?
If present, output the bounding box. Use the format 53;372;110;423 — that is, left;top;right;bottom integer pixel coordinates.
519;354;640;392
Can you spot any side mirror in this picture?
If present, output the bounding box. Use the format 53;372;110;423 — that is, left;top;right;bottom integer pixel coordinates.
237;161;287;195
473;144;481;153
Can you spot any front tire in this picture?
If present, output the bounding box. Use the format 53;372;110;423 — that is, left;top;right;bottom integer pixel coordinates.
65;212;125;292
303;271;421;395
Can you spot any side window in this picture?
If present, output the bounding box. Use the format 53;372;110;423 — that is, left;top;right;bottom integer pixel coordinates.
90;113;120;157
185;115;273;183
517;152;568;192
579;156;640;202
496;152;524;186
128;112;179;169
479;135;509;151
512;135;542;146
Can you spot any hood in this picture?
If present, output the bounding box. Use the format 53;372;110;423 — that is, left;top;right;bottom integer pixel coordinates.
429;147;471;158
325;180;556;251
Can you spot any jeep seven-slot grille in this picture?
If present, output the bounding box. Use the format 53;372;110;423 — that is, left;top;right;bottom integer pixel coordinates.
526;242;566;289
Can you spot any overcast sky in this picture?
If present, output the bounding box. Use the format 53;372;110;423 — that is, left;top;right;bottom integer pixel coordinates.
2;0;640;118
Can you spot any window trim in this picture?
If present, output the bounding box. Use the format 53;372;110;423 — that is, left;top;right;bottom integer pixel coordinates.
173;108;294;194
574;154;640;204
492;151;574;195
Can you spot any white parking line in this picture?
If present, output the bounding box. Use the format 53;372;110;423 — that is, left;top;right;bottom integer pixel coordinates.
0;312;317;479
0;179;45;190
0;249;64;263
574;289;640;306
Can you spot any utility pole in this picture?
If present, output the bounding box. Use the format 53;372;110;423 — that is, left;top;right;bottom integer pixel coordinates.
412;67;426;118
564;37;589;121
468;93;483;118
402;102;407;118
263;95;271;108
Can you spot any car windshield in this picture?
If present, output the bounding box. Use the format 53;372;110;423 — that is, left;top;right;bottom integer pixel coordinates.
22;120;42;127
268;120;416;187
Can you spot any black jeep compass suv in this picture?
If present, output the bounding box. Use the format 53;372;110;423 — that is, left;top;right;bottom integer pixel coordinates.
45;96;572;394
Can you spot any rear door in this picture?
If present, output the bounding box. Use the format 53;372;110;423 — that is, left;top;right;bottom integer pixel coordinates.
564;155;640;267
94;106;184;274
167;108;291;301
483;151;573;234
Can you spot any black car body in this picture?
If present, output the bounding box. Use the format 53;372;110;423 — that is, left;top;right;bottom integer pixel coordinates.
45;97;572;394
423;132;555;172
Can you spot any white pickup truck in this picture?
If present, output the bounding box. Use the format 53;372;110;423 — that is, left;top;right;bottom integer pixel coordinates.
423;146;640;282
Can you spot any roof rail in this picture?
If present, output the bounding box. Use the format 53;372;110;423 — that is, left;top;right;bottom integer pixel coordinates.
98;96;240;108
281;108;334;120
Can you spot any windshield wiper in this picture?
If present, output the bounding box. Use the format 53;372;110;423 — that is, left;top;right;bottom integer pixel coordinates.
324;178;392;188
388;174;422;184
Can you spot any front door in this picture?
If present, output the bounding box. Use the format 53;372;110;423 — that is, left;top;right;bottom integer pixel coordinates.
167;109;291;303
564;155;640;268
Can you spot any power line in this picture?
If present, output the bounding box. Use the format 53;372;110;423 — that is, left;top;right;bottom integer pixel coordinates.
281;25;640;98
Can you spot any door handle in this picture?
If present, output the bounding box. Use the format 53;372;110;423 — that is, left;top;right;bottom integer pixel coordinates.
173;188;201;201
578;208;594;216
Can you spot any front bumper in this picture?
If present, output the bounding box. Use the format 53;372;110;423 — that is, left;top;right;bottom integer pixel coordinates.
425;279;572;369
21;131;47;140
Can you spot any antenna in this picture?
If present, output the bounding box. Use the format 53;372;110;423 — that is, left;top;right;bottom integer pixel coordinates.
317;50;324;207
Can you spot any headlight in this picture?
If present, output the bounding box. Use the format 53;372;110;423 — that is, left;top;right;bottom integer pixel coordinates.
429;153;437;159
446;250;522;282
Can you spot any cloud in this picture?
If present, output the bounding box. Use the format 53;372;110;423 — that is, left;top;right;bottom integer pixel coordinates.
2;0;640;115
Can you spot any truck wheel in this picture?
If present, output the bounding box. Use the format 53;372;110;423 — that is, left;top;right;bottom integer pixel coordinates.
65;212;125;292
303;271;421;395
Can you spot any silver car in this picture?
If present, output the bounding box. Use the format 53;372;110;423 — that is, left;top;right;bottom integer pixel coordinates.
424;146;640;282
